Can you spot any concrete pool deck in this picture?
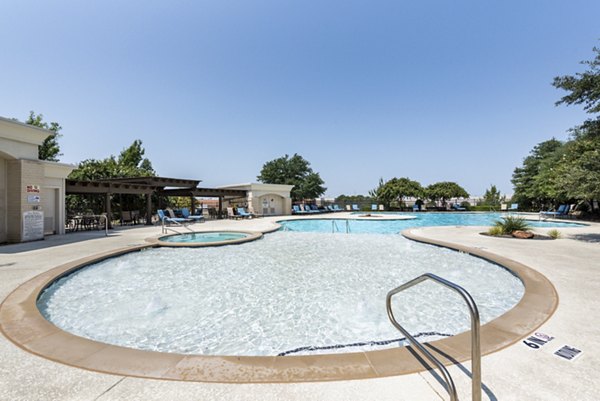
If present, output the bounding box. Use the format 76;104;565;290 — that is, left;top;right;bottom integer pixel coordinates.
1;213;599;400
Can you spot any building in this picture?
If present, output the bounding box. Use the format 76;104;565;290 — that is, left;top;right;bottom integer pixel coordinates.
0;117;74;243
218;183;294;216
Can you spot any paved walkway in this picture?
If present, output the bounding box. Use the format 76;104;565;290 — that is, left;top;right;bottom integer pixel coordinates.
1;215;598;400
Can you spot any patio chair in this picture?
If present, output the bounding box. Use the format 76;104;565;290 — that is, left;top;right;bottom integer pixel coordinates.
371;204;378;211
181;207;205;223
508;203;519;212
452;203;466;211
540;204;570;220
412;204;420;212
378;204;385;211
236;207;255;218
227;207;243;220
157;209;189;225
332;204;343;212
352;204;360;211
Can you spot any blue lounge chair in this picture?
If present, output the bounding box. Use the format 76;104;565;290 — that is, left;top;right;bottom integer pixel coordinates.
540;204;569;219
412;204;420;212
352;204;360;211
452;203;466;211
181;207;205;223
508;203;519;212
157;209;189;224
371;204;377;211
332;204;343;212
292;205;303;214
310;204;322;213
237;207;255;218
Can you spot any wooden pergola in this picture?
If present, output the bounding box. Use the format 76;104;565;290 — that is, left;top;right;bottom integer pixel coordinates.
66;176;247;225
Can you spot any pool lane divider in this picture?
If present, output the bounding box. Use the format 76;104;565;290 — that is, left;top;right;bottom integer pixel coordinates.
0;229;558;383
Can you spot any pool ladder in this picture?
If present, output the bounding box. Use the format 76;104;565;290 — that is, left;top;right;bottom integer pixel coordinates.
386;273;481;401
331;219;350;233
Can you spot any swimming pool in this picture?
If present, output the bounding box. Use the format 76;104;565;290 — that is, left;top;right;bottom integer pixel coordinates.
38;231;524;356
279;212;582;233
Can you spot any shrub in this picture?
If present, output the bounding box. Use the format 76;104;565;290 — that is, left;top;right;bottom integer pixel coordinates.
547;229;561;239
487;226;504;236
493;216;530;235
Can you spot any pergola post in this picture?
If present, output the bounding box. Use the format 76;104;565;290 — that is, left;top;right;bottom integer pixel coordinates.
105;193;112;229
218;196;223;219
190;193;195;215
145;193;153;225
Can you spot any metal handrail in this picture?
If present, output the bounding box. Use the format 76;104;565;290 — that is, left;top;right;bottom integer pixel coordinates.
161;217;194;234
386;273;481;401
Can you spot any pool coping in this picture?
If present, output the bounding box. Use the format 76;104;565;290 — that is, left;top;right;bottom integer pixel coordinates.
0;228;558;383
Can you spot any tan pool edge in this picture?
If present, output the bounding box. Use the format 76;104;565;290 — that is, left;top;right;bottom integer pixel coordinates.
0;229;558;383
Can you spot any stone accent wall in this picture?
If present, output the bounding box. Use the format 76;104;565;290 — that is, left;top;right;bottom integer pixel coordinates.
6;159;45;243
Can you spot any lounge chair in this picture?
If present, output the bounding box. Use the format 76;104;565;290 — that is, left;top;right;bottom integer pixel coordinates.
508;203;519;212
157;209;189;225
332;204;343;212
292;205;305;214
227;207;243;220
345;205;352;211
352;204;360;211
452;203;466;211
236;207;255;218
412;204;420;212
540;204;570;220
378;204;385;211
181;207;205;223
309;204;322;213
371;204;377;211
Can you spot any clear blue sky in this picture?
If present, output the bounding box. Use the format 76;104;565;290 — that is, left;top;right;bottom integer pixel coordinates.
1;1;598;197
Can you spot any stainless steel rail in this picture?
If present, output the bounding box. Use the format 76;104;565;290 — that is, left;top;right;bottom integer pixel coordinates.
386;273;481;401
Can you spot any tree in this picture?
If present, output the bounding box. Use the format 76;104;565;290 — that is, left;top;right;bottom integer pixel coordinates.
426;182;469;207
551;45;600;212
25;111;62;161
67;140;156;213
553;124;600;209
257;154;326;201
368;177;385;200
377;177;423;209
553;46;600;114
511;139;564;210
481;184;503;207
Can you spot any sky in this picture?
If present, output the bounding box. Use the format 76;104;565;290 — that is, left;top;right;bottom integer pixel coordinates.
1;1;598;197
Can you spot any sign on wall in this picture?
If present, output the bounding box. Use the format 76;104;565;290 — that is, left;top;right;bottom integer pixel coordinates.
22;211;44;241
26;185;40;193
27;195;41;203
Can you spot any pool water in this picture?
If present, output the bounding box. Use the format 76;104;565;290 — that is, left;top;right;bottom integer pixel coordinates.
279;212;582;233
159;232;249;243
38;231;524;356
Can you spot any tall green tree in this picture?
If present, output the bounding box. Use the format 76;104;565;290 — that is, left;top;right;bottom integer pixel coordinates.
25;111;62;161
552;45;600;211
377;177;423;209
257;153;326;201
426;182;469;207
511;139;564;209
